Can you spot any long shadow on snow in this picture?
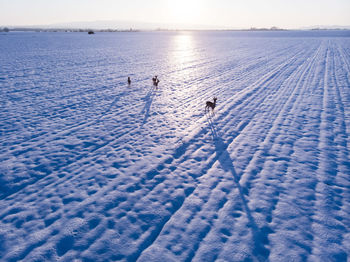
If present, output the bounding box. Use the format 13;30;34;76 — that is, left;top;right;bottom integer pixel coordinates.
207;115;271;261
141;86;157;127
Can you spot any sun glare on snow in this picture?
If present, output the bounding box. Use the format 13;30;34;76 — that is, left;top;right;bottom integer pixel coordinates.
173;34;194;63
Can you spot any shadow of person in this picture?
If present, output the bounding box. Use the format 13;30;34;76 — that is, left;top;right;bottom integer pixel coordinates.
141;86;156;126
206;116;271;261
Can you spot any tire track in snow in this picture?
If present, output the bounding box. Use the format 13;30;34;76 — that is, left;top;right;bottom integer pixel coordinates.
310;42;349;261
327;41;350;258
333;41;350;254
254;41;327;261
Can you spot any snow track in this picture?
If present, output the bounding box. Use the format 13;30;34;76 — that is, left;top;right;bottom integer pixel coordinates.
0;31;349;261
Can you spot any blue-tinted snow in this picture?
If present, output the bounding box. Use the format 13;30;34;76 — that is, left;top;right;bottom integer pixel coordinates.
0;31;349;261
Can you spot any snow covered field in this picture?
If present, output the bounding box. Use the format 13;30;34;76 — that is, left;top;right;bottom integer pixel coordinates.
0;30;350;261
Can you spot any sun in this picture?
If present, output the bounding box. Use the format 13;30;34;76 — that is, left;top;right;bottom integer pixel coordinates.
166;0;203;25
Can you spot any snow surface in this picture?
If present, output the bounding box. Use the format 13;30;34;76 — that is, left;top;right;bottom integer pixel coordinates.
0;30;350;261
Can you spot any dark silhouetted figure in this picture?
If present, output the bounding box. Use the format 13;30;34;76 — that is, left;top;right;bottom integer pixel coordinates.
153;76;159;87
128;77;131;85
205;97;217;113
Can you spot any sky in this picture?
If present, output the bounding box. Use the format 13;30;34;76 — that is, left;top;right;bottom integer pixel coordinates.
0;0;349;29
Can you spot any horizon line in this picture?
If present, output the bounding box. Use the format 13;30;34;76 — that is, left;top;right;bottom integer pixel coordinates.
2;19;350;31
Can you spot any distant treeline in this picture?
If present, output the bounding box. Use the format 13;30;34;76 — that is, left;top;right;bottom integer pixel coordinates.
248;27;286;31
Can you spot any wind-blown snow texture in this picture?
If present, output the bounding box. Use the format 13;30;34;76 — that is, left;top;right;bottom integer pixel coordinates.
0;31;350;261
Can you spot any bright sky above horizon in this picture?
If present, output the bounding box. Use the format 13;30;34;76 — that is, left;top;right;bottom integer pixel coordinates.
0;0;349;29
